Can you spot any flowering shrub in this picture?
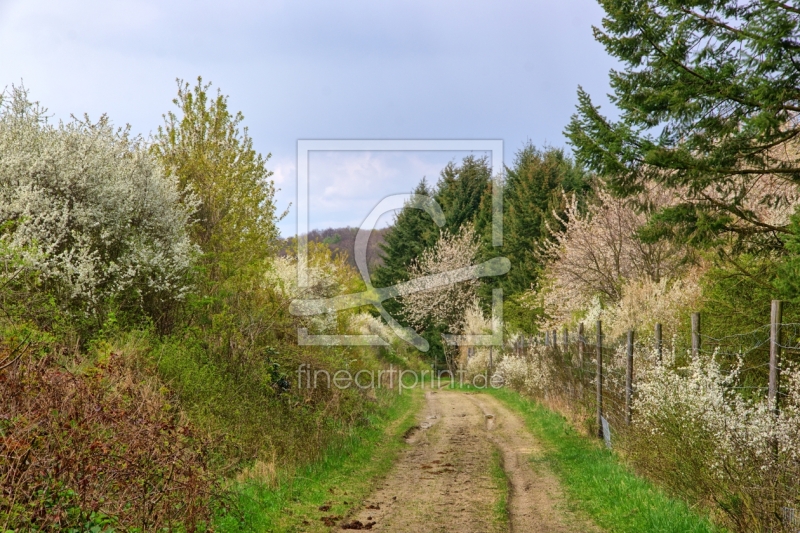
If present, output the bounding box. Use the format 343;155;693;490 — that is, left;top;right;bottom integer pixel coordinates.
0;87;195;319
521;158;800;532
266;253;349;301
502;330;800;532
265;242;362;333
496;355;529;390
603;272;703;340
401;223;480;333
629;351;800;531
536;187;688;329
465;348;491;378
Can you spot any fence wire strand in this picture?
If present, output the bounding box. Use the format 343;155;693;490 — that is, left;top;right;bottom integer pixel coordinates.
510;318;800;531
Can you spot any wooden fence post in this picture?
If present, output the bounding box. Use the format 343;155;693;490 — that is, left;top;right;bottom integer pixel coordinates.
563;326;569;350
626;330;634;425
545;331;549;347
552;329;558;351
578;322;585;398
489;345;493;377
691;313;701;358
770;300;783;414
655;322;663;364
596;320;604;440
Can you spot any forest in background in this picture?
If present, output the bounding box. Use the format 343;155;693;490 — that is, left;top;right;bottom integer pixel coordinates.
288;227;388;271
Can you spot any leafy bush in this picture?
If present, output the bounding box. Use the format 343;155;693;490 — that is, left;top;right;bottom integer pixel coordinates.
0;87;195;325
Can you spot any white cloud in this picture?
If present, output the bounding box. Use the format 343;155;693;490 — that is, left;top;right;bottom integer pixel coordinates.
300;150;488;235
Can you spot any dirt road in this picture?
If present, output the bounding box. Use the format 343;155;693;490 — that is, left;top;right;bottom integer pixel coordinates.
341;389;599;532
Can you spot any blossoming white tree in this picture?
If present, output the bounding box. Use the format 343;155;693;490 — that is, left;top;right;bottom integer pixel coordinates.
0;87;195;319
401;223;480;334
537;187;689;329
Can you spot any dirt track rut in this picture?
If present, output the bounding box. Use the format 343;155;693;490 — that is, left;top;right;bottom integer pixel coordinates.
341;389;599;532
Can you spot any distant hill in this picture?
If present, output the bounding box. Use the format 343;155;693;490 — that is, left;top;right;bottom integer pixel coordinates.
285;226;390;272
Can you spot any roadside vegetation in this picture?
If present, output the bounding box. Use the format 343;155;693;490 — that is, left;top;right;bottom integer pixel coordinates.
0;80;423;531
372;2;800;532
215;387;422;532
477;386;722;533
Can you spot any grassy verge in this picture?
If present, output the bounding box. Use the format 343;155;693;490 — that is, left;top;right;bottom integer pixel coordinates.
474;386;725;533
489;447;510;531
214;387;423;532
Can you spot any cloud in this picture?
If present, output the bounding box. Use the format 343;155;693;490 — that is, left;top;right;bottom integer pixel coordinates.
301;150;488;232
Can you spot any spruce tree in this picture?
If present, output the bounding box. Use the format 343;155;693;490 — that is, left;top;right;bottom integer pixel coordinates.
502;145;589;294
476;144;590;330
565;0;800;251
435;155;492;234
372;178;438;289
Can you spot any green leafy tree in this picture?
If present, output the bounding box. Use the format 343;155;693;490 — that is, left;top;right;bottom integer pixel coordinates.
152;77;282;363
565;0;800;251
153;77;279;282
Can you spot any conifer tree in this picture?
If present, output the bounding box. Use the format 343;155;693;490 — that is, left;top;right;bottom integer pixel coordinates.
372;179;438;289
501;144;589;294
435;155;492;234
476;144;590;329
566;0;800;251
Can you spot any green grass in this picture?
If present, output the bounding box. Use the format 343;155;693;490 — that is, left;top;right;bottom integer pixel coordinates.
475;386;725;533
214;387;422;532
489;447;510;530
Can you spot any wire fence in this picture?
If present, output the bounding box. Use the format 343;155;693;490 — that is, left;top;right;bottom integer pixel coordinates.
498;302;800;532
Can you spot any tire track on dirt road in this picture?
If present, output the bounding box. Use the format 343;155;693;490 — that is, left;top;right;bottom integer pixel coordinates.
340;389;599;532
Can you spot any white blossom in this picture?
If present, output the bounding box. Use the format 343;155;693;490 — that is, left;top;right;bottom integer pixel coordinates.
401;223;480;333
0;87;196;314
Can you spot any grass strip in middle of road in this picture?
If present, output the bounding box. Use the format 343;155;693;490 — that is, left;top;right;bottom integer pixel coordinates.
489;447;510;530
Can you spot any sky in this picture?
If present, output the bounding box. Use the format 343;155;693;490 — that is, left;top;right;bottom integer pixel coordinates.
0;0;618;237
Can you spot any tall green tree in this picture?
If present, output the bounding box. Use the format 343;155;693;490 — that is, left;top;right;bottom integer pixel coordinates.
374;157;492;288
435;155;492;234
501;144;589;294
372;178;438;289
152;77;279;282
565;0;800;251
475;144;590;330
